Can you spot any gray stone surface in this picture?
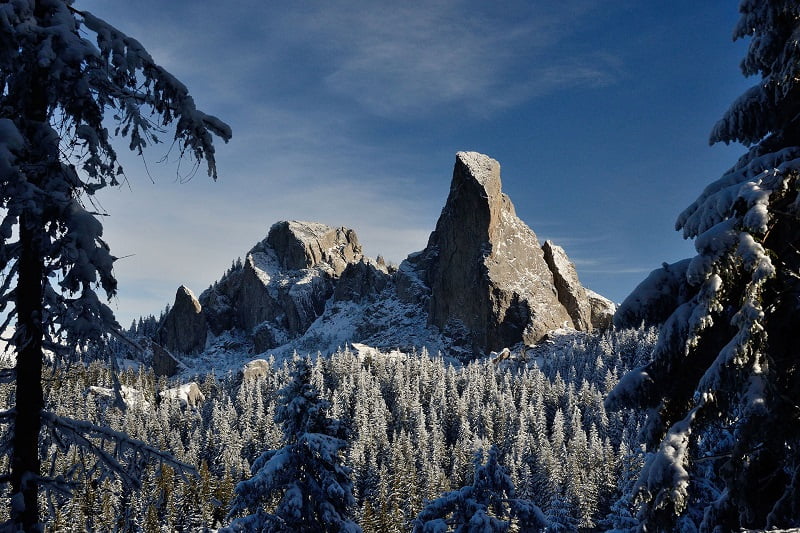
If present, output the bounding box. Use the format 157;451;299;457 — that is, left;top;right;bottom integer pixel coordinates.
422;151;573;352
195;221;365;354
334;258;391;303
395;251;434;306
159;382;205;408
157;286;207;354
586;289;616;331
147;339;180;377
242;359;270;382
266;221;362;275
252;322;283;353
236;253;281;332
542;240;593;331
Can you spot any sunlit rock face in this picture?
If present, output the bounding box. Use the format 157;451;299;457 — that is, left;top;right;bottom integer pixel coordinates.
415;152;574;352
542;240;593;332
153;152;612;360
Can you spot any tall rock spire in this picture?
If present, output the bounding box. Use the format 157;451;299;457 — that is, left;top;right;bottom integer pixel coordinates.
423;152;576;352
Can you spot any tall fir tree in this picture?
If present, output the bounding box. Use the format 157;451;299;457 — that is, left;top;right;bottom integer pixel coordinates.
0;0;230;529
227;358;362;533
607;1;800;530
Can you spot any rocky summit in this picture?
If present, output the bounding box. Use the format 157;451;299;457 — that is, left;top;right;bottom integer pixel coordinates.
153;152;614;371
158;221;366;356
401;152;579;352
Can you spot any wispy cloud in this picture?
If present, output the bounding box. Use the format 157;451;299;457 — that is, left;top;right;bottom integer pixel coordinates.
278;0;622;117
81;0;623;123
73;0;630;324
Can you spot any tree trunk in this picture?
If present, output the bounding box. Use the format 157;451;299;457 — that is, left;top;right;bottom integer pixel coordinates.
10;1;48;526
11;214;45;531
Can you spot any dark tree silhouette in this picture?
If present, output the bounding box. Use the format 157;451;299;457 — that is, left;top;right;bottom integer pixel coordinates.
607;2;800;530
0;0;230;529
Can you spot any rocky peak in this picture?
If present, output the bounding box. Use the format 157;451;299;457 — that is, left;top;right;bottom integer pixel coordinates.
542;240;592;331
148;152;614;362
157;285;206;355
420;151;574;352
266;220;362;275
158;222;366;356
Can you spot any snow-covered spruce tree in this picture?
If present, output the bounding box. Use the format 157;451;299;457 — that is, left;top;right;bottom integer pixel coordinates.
412;446;547;533
227;358;362;533
607;2;800;530
0;0;230;530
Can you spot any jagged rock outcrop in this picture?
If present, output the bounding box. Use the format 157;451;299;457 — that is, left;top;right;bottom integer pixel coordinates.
148;152;613;360
542;240;593;331
241;246;332;342
334;258;391;303
159;382;205;408
145;339;181;377
242;359;270;382
157;286;207;354
159;220;366;356
403;152;575;352
394;251;434;306
267;221;362;275
586;289;616;331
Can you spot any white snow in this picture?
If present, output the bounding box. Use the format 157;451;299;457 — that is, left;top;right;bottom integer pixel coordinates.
635;407;697;515
285;220;336;243
88;385;151;410
159;382;205;408
248;251;281;287
677;147;800;239
350;342;406;360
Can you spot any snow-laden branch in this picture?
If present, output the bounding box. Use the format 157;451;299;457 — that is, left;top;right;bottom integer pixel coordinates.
42;411;197;489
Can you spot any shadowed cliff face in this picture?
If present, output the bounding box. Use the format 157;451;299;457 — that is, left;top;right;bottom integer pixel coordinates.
420;152;575;352
153;152;614;365
157;286;206;354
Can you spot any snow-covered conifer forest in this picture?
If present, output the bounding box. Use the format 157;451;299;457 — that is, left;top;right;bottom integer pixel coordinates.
0;328;654;531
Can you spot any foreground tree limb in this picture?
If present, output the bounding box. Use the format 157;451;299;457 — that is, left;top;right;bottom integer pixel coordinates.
607;2;800;531
0;0;231;529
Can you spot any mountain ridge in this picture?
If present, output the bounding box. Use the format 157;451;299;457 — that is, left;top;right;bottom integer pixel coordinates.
148;152;614;373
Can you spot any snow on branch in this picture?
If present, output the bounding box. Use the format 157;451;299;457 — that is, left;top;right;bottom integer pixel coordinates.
634;406;699;519
42;410;196;490
677;147;800;239
76;8;232;180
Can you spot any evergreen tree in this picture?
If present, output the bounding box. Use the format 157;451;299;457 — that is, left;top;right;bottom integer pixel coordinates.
0;1;230;529
227;359;361;532
412;446;547;533
0;335;639;530
544;490;576;533
607;2;800;530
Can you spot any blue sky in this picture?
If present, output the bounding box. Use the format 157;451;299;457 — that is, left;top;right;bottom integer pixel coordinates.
81;0;755;327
